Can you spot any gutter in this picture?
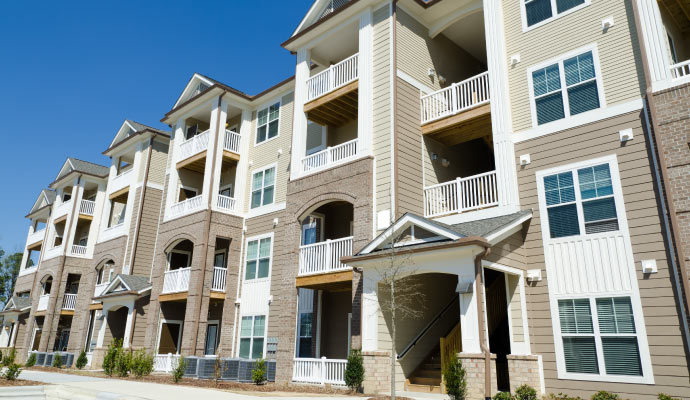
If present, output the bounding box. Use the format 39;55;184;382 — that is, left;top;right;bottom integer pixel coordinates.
630;0;690;352
392;0;399;220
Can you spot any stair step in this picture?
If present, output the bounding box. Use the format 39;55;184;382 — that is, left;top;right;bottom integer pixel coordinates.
423;363;441;369
406;383;442;394
410;376;442;385
416;369;442;378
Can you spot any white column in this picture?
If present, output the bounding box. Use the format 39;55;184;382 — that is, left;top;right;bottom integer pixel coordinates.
65;177;85;255
316;290;323;357
122;307;134;348
636;0;672;90
87;182;107;259
96;310;108;348
235;109;252;212
9;321;19;347
457;275;481;354
0;322;9;347
361;270;379;352
484;0;519;211
210;100;229;210
357;8;373;157
165;120;185;217
290;47;311;180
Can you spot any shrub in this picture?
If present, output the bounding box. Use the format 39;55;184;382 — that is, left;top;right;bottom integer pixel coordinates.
172;357;186;383
344;349;365;392
658;394;679;400
3;363;21;381
444;353;467;400
102;339;123;376
544;393;584;400
591;392;620;400
75;350;88;370
25;352;36;367
515;384;537;400
2;348;16;367
131;350;154;378
52;353;63;368
213;358;223;384
493;392;513;400
115;351;133;377
252;358;267;385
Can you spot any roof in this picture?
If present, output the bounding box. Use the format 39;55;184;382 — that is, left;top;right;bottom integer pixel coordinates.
438;210;533;238
104;119;170;154
26;189;56;217
95;274;151;300
2;296;31;312
55;157;109;181
117;275;151;292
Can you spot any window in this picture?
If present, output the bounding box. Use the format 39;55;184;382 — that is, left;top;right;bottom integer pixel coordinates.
544;162;618;239
168;251;190;271
245;237;271;280
250;167;275;209
214;252;226;269
298;313;313;358
185;124;198;140
178;187;198;202
531;50;601;125
256;102;280;144
239;315;266;359
524;0;586;28
558;297;643;377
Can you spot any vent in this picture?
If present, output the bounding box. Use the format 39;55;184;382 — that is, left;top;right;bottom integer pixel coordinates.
318;0;350;20
184;357;199;377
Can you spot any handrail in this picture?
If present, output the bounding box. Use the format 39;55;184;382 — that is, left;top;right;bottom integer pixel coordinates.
397;295;458;360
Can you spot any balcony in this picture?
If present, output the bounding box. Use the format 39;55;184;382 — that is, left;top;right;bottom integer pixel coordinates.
79;200;96;218
216;194;237;213
26;228;46;249
62;293;77;311
420;72;491;144
292;357;347;386
169;194;206;220
307;53;358;102
52;199;72;221
299;237;353;276
93;282;109;298
211;267;227;292
37;294;50;311
110;168;133;195
670;59;690;81
305;54;359;127
223;130;241;158
176;129;210;169
162;267;191;294
70;244;88;257
423;170;498;218
301;138;358;174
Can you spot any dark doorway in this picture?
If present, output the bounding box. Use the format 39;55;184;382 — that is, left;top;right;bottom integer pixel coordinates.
159;323;181;354
484;268;511;392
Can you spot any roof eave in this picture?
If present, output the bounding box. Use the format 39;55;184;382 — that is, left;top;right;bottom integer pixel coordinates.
103;129;170;156
342;236;490;264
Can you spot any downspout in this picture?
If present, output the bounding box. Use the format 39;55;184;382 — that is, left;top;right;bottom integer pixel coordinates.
192;93;225;354
474;246;491;400
630;0;690;348
128;137;155;274
392;0;399;219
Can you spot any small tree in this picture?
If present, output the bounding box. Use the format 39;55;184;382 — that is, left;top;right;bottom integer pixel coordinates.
3;363;21;381
515;385;537;400
344;349;365;392
102;339;123;376
52;353;63;368
2;348;16;367
444;353;467;400
252;358;267;385
76;350;88;370
25;352;36;367
171;357;187;383
213;358;223;385
131;350;154;378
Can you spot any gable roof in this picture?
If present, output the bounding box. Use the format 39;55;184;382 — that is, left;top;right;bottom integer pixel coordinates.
26;189;56;217
104;119;169;154
2;296;31;312
95;274;151;300
52;157;109;186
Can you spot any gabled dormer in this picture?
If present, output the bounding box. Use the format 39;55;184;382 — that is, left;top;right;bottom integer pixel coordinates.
171;73;219;110
291;0;353;38
27;189;55;216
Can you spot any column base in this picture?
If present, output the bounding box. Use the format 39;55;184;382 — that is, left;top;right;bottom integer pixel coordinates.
457;353;498;400
90;347;107;370
507;354;542;395
362;351;390;394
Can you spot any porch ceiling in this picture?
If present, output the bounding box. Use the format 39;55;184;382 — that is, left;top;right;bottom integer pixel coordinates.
422;105;492;146
296;269;353;292
305;81;358;126
659;0;690;33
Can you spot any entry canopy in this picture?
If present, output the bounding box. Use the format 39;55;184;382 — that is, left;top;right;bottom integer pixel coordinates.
94;274;151;301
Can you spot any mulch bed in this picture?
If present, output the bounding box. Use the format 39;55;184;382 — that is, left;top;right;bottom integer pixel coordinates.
367;397;414;400
25;366;363;396
0;378;44;387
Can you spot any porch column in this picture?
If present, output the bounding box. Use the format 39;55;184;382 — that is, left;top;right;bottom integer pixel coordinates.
207;98;228;203
96;309;108;348
122;306;134;348
361;270;379;352
635;0;672;89
9;321;19;347
357;8;373;156
290;47;311;180
457;274;481;354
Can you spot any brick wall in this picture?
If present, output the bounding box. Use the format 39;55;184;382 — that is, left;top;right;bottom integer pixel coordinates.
507;354;542;395
362;351;391;394
458;353;498;400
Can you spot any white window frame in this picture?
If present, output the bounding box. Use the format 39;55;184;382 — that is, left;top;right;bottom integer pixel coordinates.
254;99;281;146
237;314;267;359
301;213;325;245
214;249;227;269
249;163;277;210
520;0;591;32
178;185;199;201
205;319;220;356
527;44;606;129
306;121;327;155
243;232;274;282
167;249;191;272
156;319;183;355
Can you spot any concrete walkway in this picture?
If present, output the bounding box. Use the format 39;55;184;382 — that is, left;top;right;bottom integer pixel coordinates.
19;370;364;400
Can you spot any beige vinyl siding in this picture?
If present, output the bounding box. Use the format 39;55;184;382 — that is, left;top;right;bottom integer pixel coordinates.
131;296;150;348
486;231;526;271
373;4;392;219
148;140;169;186
131;188;164;277
396;78;424;215
123;187;142;268
503;1;645;132
396;9;485;92
515;111;690;398
507;274;524;343
244;92;294;212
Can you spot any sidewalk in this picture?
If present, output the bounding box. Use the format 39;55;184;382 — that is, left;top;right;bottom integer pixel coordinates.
18;370;364;400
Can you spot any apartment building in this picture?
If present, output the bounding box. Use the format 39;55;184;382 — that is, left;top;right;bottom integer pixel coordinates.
2;0;689;399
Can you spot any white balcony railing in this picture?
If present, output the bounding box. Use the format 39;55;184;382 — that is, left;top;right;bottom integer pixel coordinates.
301;138;358;174
53;199;72;220
211;267;227;292
299;236;353;276
94;282;109;298
62;293;77;310
223;130;241;154
37;294;50;311
424;170;498;218
420;71;490;124
292;357;347;385
162;267;191;294
110;168;133;195
670;59;690;80
306;53;359;102
26;228;46;246
177;129;210;162
216;194;236;212
79;200;96;216
71;245;87;256
169;194;205;220
153;354;181;372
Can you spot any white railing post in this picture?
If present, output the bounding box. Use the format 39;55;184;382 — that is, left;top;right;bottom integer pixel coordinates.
325;239;332;270
321;357;327;385
456;177;463;213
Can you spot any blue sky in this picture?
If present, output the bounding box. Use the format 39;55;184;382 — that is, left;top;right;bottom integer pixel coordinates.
0;0;313;253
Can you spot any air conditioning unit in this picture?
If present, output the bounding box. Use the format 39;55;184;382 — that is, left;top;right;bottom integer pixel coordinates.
220;359;240;381
35;352;46;366
183;356;199;377
44;353;54;367
266;360;277;382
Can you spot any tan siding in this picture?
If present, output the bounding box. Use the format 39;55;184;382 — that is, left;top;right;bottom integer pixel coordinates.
503;1;645;132
373;4;392;218
516;111;690;398
131;188;163;277
396;9;485;92
131;296;150;348
148;140;169;186
507;274;524;342
396;78;424;215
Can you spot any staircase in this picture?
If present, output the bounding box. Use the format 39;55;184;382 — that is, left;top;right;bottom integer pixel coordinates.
405;347;442;394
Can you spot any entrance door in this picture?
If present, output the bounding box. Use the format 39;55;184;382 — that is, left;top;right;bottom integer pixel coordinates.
159;322;181;354
484;268;511;392
205;323;218;355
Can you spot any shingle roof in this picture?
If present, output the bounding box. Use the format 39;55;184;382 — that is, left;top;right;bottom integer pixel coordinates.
117;274;151;292
440;210;533;238
3;296;31;312
126;120;168;136
66;158;109;177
